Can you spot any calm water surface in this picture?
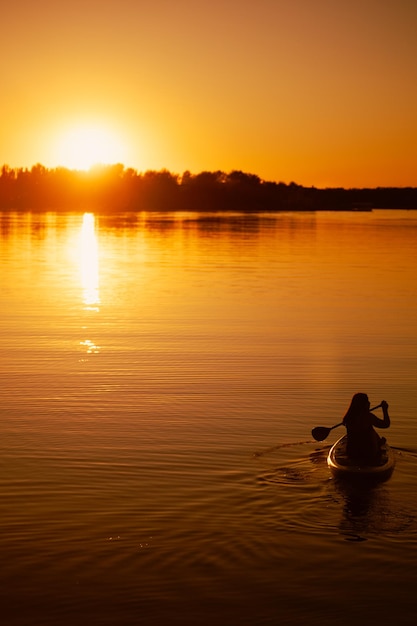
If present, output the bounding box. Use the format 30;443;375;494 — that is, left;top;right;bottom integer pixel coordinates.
1;209;417;625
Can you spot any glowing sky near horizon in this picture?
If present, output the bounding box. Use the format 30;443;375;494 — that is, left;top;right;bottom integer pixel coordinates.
2;0;417;187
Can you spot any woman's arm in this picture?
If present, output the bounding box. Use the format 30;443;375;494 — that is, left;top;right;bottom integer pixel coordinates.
371;400;390;429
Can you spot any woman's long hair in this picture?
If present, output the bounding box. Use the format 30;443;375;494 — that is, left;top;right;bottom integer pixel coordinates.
343;393;369;424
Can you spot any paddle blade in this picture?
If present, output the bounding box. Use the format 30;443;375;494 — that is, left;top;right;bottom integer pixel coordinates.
311;426;331;441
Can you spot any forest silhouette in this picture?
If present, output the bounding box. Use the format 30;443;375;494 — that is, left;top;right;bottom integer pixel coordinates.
1;164;416;212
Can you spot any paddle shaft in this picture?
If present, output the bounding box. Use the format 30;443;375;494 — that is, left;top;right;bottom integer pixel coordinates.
311;403;383;441
330;403;382;430
370;403;382;412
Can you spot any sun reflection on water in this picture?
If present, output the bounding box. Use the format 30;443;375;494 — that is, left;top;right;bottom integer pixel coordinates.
79;213;100;310
80;339;100;354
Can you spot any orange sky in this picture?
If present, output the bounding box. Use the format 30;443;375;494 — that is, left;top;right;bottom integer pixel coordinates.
2;0;417;187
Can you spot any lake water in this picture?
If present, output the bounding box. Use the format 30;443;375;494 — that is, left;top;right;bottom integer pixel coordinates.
1;209;417;626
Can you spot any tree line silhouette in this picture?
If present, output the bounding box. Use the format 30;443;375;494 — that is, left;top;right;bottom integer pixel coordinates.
1;163;416;212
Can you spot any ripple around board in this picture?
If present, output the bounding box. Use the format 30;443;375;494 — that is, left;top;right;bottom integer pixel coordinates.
251;448;417;543
253;439;316;458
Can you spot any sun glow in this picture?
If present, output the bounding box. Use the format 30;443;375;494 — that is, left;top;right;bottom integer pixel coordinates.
55;123;128;170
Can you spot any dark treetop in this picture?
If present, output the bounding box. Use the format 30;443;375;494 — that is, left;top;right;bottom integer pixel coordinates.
1;164;417;212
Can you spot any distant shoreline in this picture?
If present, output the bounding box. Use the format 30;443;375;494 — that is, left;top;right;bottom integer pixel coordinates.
1;164;417;212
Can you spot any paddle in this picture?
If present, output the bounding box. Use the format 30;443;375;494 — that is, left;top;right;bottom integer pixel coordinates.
311;404;382;441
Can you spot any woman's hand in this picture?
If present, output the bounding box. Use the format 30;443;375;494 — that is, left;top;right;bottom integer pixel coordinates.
381;400;389;410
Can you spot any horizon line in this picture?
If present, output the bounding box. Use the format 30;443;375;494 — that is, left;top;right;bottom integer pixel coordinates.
2;162;417;192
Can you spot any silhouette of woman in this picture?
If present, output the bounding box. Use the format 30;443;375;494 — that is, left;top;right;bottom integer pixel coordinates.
343;393;390;464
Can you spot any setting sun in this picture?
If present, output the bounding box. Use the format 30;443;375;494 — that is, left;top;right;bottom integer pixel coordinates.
54;123;128;170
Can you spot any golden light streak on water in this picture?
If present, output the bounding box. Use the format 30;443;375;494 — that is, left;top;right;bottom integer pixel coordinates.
79;212;100;310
